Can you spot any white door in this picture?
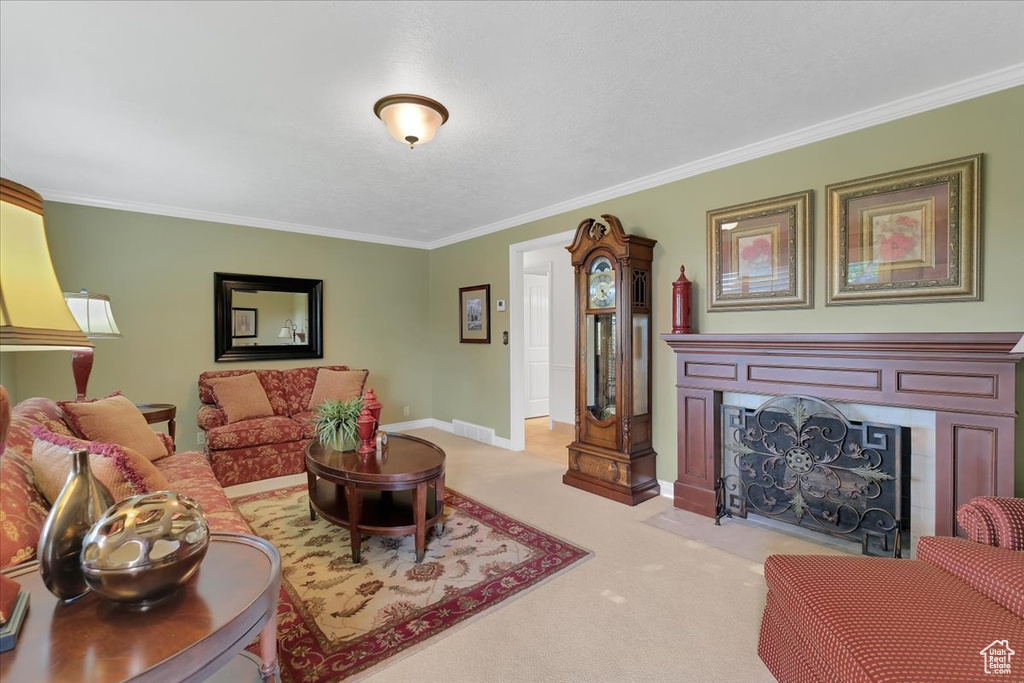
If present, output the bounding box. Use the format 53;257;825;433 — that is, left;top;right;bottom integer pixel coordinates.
524;272;550;418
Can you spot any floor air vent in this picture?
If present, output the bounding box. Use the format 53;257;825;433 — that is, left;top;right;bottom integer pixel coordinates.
452;420;495;445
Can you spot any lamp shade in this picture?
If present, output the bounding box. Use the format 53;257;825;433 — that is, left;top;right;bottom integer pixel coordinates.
1012;334;1024;354
373;94;449;148
278;326;291;339
63;292;122;340
0;178;91;351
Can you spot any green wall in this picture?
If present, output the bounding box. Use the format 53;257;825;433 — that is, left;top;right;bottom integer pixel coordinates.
5;87;1022;488
428;86;1024;484
9;205;434;450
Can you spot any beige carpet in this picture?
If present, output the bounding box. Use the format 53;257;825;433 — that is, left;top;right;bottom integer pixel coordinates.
227;428;793;682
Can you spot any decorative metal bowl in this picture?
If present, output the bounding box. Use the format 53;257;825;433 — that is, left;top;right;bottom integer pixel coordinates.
81;491;210;606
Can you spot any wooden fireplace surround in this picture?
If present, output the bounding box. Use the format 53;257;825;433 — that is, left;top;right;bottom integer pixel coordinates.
659;332;1021;536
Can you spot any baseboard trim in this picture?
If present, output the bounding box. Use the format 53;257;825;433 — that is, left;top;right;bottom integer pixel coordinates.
380;418;451;433
659;479;675;499
386;417;514;451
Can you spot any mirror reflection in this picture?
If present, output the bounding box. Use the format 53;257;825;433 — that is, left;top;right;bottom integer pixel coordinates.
230;290;310;347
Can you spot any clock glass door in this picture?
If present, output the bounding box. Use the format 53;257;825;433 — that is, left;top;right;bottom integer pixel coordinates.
585;312;616;420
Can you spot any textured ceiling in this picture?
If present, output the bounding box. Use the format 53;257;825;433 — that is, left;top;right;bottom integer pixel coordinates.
1;1;1022;248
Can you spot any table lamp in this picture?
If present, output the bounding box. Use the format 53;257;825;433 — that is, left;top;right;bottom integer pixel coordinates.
0;178;91;354
1;178;92;436
278;320;296;344
278;319;306;345
63;291;122;400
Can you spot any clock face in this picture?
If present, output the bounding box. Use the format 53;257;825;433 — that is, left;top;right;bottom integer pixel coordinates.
589;271;615;308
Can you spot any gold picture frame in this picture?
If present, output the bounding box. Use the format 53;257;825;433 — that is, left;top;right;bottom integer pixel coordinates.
826;154;981;305
707;190;812;311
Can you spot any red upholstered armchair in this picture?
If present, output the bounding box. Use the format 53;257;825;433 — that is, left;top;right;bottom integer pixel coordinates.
759;497;1024;683
957;496;1024;549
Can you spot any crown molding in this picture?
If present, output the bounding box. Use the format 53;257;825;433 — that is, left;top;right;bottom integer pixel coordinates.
424;63;1023;249
35;63;1024;251
36;189;432;250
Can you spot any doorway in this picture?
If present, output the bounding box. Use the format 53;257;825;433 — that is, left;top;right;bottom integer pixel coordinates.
508;230;575;453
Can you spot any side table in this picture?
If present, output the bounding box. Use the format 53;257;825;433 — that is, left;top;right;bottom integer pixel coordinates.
136;403;176;447
0;532;281;683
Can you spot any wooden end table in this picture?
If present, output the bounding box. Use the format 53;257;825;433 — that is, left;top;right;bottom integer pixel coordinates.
305;434;445;563
136;403;176;446
0;533;281;683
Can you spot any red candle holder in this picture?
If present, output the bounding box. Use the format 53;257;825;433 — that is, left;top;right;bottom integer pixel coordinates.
356;406;376;454
363;387;382;430
672;264;694;334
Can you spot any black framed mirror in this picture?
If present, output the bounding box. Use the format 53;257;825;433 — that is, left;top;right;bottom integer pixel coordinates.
214;272;323;362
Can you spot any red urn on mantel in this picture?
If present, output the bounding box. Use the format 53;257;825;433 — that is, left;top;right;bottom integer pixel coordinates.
672;264;694;334
363;388;382;429
356;406;377;454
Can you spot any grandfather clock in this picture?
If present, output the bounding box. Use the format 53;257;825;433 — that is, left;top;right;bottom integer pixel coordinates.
564;214;658;505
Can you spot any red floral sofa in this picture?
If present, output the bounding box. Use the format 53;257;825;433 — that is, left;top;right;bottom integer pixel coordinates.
1;397;249;569
197;365;367;487
759;497;1024;683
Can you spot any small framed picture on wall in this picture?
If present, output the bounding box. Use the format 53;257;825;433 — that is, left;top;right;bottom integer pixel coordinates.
231;307;258;338
459;284;490;343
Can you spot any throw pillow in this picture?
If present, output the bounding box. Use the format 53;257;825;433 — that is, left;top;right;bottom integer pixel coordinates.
0;447;50;568
58;394;170;462
207;373;274;424
308;369;369;410
29;427;170;505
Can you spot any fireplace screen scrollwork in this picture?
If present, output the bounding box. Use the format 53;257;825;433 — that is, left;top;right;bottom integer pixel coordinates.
717;395;910;557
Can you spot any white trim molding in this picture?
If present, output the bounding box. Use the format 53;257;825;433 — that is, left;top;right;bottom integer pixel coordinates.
424;64;1024;249
380;418;451;433
38;189;432;250
35;65;1022;252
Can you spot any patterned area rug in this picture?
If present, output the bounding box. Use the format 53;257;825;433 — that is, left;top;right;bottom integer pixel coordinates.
233;484;590;681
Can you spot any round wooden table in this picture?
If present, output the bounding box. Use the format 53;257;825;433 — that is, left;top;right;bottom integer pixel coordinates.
305;434;445;563
0;533;281;683
135;403;177;446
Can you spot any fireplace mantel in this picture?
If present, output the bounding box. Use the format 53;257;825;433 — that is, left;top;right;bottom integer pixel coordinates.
660;331;1022;536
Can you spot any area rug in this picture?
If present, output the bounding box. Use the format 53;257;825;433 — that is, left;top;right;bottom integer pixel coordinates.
233;484;590;681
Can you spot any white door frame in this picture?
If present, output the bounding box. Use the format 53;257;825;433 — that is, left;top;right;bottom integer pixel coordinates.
509;230;575;451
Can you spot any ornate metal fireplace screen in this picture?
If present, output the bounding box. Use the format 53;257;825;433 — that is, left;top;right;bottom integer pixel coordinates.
717;395;910;557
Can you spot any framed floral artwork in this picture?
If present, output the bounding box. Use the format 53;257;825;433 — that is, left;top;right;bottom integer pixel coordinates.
707;190;812;311
459;284;490;343
826;155;981;305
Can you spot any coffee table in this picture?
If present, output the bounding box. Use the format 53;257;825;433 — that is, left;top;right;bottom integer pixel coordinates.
0;533;281;682
305;433;445;563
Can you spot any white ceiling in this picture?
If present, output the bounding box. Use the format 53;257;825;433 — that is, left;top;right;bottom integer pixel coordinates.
1;1;1022;249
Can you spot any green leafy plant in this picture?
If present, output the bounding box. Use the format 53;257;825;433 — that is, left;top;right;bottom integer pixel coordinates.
313;396;364;450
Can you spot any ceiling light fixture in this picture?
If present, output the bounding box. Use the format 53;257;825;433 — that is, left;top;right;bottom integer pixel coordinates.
373;94;449;149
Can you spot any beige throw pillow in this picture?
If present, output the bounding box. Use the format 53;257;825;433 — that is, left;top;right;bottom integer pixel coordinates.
59;394;170;462
30;427;170;505
308;369;368;410
208;373;274;423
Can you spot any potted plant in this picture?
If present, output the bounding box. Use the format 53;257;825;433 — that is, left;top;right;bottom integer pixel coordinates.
313;396;364;452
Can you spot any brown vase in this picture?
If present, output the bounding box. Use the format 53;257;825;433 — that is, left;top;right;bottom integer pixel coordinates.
37;448;115;603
